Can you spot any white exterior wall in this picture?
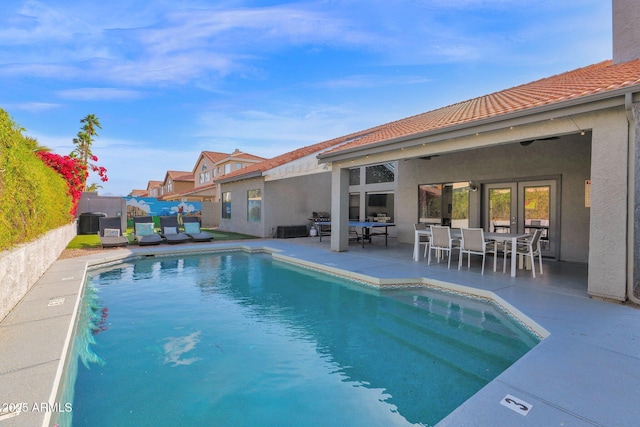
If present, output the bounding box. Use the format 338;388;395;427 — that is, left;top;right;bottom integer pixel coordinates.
218;177;266;237
219;172;332;238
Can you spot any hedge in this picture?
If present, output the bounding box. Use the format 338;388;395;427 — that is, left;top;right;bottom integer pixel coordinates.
0;109;73;251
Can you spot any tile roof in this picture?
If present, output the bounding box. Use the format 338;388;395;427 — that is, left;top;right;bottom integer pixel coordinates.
146;180;163;189
165;170;194;182
210;58;640;183
321;59;640;155
201;151;230;163
201;149;266;165
217;131;371;182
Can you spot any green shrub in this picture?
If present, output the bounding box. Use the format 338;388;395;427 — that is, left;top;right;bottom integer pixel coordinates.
0;109;72;251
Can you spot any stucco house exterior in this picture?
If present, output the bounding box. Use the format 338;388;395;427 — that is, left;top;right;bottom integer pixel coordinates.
178;149;266;202
216;137;367;237
158;170;196;201
145;180;163;198
316;0;640;303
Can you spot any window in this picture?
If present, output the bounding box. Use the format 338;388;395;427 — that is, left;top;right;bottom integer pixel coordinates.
224;164;231;174
366;163;395;184
247;189;261;222
236;163;243;170
349;193;360;220
222;192;231;219
418;182;469;227
365;193;394;222
349;168;360;185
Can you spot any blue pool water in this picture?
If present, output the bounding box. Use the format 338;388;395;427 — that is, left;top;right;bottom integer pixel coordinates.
64;251;539;426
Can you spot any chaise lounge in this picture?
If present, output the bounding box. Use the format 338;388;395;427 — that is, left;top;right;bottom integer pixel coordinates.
98;216;129;248
158;216;191;244
182;216;214;242
132;216;164;246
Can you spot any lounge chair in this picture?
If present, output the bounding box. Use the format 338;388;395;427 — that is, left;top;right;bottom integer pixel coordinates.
98;216;129;248
182;216;214;242
158;216;191;244
132;216;163;246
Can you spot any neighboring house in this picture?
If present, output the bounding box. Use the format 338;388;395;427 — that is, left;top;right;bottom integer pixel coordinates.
158;170;196;201
129;189;148;198
146;180;163;198
315;0;640;302
216;137;362;237
179;149;266;202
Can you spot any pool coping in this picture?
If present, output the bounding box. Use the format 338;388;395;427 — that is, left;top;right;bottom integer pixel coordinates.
1;240;639;426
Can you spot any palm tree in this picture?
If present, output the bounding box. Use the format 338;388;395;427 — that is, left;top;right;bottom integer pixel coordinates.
71;114;101;167
71;114;104;189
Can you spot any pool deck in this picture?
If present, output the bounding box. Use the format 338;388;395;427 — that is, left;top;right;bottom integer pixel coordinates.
1;237;639;426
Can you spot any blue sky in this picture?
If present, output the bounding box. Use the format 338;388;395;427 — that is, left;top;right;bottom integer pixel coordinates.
1;0;612;196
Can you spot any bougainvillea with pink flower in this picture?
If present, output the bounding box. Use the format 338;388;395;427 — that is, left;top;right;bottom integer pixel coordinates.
37;151;88;216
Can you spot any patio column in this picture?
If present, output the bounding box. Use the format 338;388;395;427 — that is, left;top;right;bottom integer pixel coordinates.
633;102;640;301
330;166;350;251
588;113;629;301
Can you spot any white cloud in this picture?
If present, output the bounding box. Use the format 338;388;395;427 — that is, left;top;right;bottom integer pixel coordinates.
8;102;62;112
321;74;432;89
56;87;143;101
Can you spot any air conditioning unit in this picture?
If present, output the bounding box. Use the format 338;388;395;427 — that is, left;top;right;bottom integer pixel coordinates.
276;225;308;238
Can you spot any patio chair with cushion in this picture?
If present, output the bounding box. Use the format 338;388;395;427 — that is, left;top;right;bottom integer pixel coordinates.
158;216;191;244
458;228;499;275
132;216;164;246
428;225;460;269
182;216;214;242
503;228;544;278
98;216;129;248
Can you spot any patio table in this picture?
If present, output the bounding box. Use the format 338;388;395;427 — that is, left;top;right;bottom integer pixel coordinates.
413;229;530;277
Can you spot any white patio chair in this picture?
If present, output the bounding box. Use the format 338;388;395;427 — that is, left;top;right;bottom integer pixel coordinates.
428;226;459;269
458;228;500;275
414;223;430;258
503;228;544;278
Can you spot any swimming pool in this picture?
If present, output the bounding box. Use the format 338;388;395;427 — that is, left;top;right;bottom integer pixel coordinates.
61;251;539;426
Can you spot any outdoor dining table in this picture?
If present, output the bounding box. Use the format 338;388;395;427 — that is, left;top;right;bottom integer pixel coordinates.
413;229;530;277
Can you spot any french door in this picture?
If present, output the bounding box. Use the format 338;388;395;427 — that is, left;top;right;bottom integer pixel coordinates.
483;179;558;258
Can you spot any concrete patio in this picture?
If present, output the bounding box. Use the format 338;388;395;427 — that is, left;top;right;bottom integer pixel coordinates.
1;236;639;426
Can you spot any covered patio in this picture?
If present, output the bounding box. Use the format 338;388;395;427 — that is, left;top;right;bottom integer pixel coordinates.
317;61;638;303
287;235;589;298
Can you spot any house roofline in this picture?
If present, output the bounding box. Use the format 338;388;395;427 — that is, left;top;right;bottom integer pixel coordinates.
216;170;264;184
318;85;640;162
